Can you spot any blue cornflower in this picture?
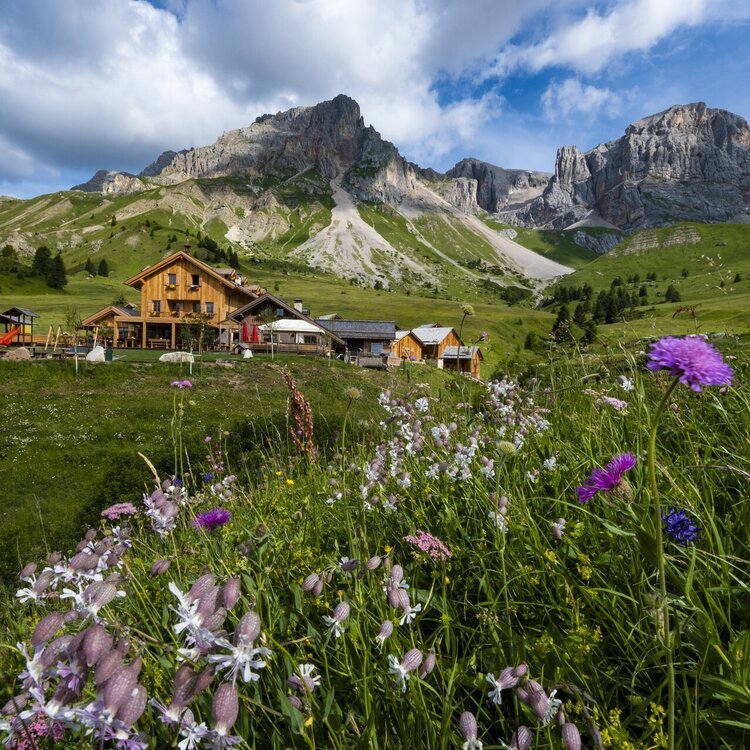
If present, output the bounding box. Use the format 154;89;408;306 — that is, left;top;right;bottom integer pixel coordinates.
203;472;214;482
662;508;700;544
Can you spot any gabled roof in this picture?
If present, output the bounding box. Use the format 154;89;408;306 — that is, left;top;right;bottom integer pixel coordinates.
81;305;140;326
442;346;483;360
315;319;397;340
124;251;258;298
412;326;456;345
228;293;346;345
2;306;38;318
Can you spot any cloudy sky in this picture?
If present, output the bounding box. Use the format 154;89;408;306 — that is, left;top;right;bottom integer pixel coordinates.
1;0;748;198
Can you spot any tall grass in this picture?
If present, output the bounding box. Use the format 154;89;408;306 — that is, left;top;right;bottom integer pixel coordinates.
0;345;747;748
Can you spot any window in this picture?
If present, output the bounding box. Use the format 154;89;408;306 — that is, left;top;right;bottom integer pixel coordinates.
168;273;177;285
371;342;384;354
152;300;161;312
174;302;182;313
191;274;200;286
303;335;317;345
205;302;214;315
193;302;201;314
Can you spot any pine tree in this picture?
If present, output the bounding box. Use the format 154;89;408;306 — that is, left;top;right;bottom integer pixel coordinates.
572;304;586;327
85;258;96;275
97;258;109;277
32;246;52;277
581;320;597;345
665;285;681;302
47;253;68;289
551;304;571;343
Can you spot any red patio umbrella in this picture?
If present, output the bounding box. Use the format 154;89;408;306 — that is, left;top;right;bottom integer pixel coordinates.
241;320;249;342
251;324;260;343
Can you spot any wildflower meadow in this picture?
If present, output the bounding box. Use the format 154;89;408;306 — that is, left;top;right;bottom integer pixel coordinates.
1;336;749;749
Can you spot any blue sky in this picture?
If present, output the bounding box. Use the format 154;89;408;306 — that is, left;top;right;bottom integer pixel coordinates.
0;0;748;198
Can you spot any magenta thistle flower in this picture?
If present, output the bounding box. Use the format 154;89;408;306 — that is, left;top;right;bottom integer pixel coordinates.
193;508;231;531
576;453;636;504
646;335;733;392
171;379;194;388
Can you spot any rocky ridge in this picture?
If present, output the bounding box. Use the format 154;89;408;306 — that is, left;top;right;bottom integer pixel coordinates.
507;103;750;230
72;99;750;235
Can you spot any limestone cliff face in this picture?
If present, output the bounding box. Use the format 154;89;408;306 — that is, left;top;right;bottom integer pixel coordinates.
445;158;550;213
71;170;147;194
71;98;750;233
75;94;417;207
511;103;750;229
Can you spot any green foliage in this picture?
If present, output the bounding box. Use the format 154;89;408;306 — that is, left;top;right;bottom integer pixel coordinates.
31;245;52;277
97;258;109;277
47;252;67;289
84;257;96;275
1;348;748;748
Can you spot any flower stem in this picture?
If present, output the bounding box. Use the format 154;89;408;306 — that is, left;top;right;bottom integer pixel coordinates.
647;375;679;750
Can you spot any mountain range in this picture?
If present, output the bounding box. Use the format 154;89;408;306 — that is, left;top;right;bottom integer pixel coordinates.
3;95;749;292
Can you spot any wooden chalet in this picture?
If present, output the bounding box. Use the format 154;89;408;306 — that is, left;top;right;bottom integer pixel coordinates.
82;249;263;349
227;294;344;355
392;330;423;362
314;318;398;364
441;345;484;379
411;325;462;362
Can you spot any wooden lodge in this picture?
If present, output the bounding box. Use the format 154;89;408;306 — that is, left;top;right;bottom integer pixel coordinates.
82;249;263;349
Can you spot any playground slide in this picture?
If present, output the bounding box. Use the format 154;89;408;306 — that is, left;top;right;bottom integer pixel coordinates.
0;326;21;346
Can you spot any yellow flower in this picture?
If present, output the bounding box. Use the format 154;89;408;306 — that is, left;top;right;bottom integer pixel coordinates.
384;545;393;554
275;471;283;477
286;478;295;486
444;576;450;585
304;716;314;728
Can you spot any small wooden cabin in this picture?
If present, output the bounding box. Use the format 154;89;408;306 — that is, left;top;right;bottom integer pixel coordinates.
392;330;423;362
441;345;484;379
411;326;462;362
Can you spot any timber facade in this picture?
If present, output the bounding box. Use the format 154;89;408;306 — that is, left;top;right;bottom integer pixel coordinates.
82;250;262;349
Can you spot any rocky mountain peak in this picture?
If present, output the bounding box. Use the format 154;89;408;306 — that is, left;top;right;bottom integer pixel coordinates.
509;102;750;230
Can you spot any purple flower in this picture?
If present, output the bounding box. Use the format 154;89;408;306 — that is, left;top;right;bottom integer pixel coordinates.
193;508;231;531
646;335;733;392
662;508;700;544
171;379;193;389
576;453;636;504
403;530;451;560
101;502;139;520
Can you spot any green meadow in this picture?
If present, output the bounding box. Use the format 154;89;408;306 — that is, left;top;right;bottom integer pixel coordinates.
0;339;747;749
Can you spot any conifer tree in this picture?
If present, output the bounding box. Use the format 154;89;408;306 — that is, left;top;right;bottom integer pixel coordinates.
551;304;571;343
32;245;52;278
85;258;96;275
47;253;68;289
97;258;109;277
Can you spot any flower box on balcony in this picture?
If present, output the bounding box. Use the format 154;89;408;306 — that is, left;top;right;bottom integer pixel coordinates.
151;312;161;318
166;284;176;290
